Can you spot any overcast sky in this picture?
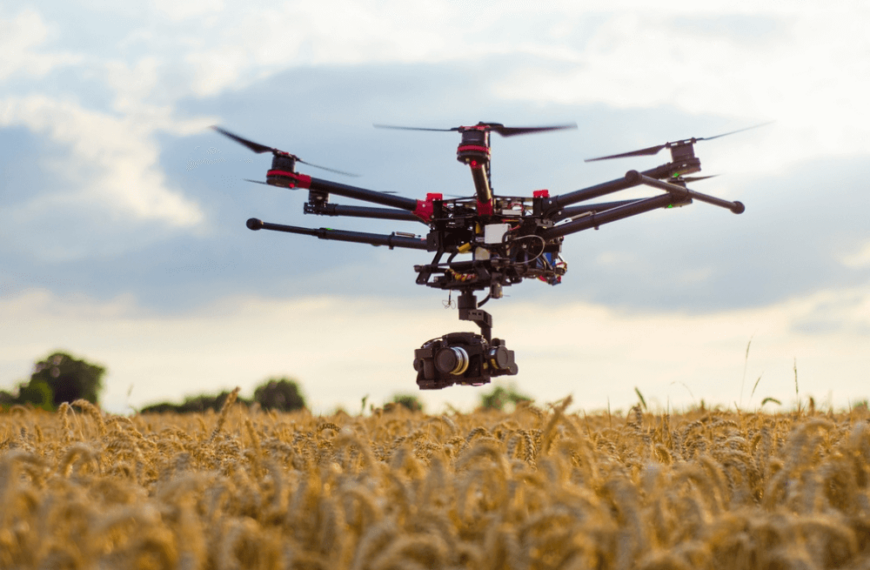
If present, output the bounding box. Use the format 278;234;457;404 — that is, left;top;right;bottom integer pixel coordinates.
2;0;869;414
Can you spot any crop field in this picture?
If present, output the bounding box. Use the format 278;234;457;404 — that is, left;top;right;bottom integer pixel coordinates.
2;393;870;570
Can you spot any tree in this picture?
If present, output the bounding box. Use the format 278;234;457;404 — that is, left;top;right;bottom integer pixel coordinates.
29;351;106;407
253;377;306;411
479;384;531;411
391;394;424;413
140;390;252;414
139;378;305;415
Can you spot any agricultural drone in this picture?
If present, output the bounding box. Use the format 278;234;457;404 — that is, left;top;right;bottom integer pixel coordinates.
214;122;756;390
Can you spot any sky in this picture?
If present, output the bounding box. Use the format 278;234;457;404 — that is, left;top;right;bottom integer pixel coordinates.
1;0;869;414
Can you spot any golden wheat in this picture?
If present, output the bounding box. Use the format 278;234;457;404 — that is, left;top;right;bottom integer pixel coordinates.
1;400;870;569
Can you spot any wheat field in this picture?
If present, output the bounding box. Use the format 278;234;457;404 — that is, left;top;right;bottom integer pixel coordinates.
1;393;869;570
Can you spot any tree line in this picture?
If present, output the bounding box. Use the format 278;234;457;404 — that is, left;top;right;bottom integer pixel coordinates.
1;351;530;413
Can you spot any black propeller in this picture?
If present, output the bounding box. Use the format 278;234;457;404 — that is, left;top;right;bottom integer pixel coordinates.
585;122;772;162
212;126;358;177
680;175;718;182
374;121;577;137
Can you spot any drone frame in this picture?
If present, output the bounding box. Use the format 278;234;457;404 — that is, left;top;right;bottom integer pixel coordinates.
216;123;748;388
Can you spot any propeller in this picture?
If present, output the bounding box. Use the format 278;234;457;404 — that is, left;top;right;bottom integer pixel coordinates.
585;122;773;162
212;126;358;177
680;175;718;182
374;121;577;137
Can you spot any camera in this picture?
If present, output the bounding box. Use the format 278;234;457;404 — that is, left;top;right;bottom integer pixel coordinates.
414;331;518;389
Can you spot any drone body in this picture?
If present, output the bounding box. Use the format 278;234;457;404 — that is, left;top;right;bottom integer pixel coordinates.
215;122;752;390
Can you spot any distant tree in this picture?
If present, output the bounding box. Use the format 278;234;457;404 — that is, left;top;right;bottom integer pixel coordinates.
139;379;306;415
391;394;424;413
177;391;235;413
29;351;106;407
140;390;252;414
479;384;531;411
138;401;177;414
253;378;306;412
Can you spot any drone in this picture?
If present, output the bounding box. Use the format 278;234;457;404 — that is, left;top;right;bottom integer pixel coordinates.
213;121;758;390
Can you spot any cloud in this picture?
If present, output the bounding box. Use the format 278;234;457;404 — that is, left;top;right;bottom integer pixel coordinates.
789;290;870;336
0;9;82;81
8;3;867;181
840;242;870;269
0;96;205;234
489;8;870;174
151;0;224;22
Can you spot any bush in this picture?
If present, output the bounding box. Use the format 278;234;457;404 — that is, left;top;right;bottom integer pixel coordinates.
390;394;424;413
479;384;531;411
0;389;17;407
18;378;54;411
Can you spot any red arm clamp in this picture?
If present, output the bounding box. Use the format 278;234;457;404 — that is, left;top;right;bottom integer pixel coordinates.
267;170;312;189
414;193;442;222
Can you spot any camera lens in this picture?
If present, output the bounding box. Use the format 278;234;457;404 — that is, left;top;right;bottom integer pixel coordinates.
435;346;470;375
488;346;510;370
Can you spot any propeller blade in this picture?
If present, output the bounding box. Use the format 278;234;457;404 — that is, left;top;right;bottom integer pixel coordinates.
374;124;460;133
681;174;719;182
585;143;668;162
214;126;357;177
585;122;772;162
296;159;359;177
490;123;577;137
697;121;774;142
244;179;270;185
212;126;277;154
374;122;577;137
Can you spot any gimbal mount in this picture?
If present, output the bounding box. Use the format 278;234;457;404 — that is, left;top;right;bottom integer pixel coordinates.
413;289;518;390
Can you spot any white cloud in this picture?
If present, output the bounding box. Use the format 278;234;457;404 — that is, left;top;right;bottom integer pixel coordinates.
0;9;82;81
486;6;870;174
0;95;205;228
152;0;224;22
840;242;870;268
107;2;866;181
10;2;865;174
